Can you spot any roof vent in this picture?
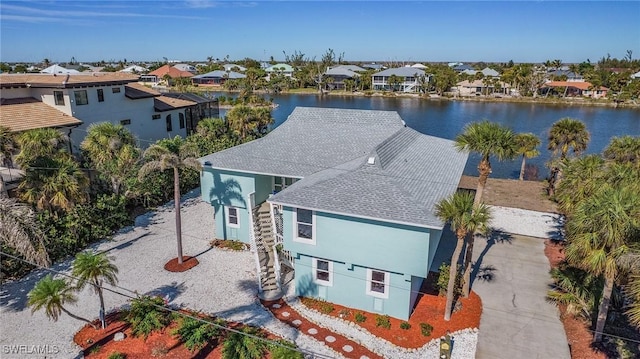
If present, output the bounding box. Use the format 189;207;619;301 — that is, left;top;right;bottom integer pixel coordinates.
203;161;212;166
367;156;376;165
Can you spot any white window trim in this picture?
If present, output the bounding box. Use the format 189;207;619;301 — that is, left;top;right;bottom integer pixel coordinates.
225;206;240;228
292;207;316;245
366;269;390;299
312;258;333;286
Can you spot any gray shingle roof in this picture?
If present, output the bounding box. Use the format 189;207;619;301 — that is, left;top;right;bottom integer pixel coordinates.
269;127;467;229
193;70;246;79
201;107;467;229
199;107;405;177
373;67;425;77
325;67;359;77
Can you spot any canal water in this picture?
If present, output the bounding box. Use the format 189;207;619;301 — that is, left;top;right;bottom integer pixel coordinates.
218;93;640;179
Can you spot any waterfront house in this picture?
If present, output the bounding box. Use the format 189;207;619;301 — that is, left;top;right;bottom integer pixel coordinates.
455;79;511;96
330;64;367;73
372;67;426;92
143;65;194;85
199;107;468;320
323;67;360;90
191;70;246;86
0;73;215;151
540;81;608;99
265;64;295;79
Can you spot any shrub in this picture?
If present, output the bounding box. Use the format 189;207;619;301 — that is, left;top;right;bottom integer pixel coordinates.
173;316;220;352
210;239;246;251
420;322;433;337
222;326;267;359
125;296;171;339
319;301;334;314
375;315;391;329
437;262;462;297
89;345;102;355
338;309;351;319
355;312;366;323
107;352;126;359
400;321;411;330
269;339;304;359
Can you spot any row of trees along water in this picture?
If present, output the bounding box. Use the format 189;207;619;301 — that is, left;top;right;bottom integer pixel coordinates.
434;118;640;356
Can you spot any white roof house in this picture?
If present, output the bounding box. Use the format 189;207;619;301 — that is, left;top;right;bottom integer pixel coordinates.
172;64;197;74
40;64;79;74
120;65;148;73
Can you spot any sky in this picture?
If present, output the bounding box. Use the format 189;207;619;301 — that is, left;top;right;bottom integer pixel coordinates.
1;1;639;64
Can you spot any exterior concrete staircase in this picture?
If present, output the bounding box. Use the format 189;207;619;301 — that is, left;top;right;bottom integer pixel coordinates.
253;202;281;299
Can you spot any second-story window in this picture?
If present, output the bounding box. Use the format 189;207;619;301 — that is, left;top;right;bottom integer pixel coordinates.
179;113;185;129
294;208;315;244
74;90;88;105
166;114;172;132
97;89;104;102
53;91;65;105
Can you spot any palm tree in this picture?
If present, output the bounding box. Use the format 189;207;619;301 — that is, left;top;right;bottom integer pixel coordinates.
15;128;68;169
625;274;640;329
603;135;640;166
0;197;50;267
72;251;119;329
514;133;541;181
455;121;517;205
435;191;492;320
18;156;89;213
547;118;590;196
226;105;256;140
81;122;140;196
564;185;640;342
554;155;605;216
28;275;98;329
0;126;17;198
139;139;202;265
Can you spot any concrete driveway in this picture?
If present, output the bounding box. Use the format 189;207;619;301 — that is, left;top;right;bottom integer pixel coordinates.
472;233;570;359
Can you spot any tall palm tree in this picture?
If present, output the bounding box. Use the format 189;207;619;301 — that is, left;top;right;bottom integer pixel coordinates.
564;185;640;342
28;275;98;329
0;126;17;198
72;251;119;329
226;105;256;140
603;135;640;166
139;139;201;265
547;118;590;196
0;197;50;267
81;122;140;196
514;133;541;181
18;156;89;213
554;155;605;216
455;121;517;205
435;191;492;320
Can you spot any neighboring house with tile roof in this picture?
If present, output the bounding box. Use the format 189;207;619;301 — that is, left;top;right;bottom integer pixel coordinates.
540;81;608;99
143;65;194;84
372;67;426;92
0;73;213;151
199;107;468;320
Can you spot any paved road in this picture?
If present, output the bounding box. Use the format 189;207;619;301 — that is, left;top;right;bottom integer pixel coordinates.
472;234;570;359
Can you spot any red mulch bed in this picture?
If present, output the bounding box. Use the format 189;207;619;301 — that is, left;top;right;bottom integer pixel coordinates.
164;257;199;272
544;240;606;359
74;311;281;359
266;279;481;350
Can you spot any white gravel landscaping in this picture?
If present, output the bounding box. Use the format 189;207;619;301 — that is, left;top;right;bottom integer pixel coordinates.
488;205;563;239
0;190;343;359
285;296;479;359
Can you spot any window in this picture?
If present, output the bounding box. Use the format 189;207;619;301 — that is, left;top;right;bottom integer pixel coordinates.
366;269;389;298
179;113;185;129
152;114;161;120
293;208;314;244
54;91;65;105
312;258;333;286
226;206;240;228
74;90;88;105
97;89;104;102
112;86;121;93
166;114;172;132
120;119;131;125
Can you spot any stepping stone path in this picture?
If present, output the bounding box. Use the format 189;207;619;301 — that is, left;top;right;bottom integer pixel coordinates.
281;311;290;317
272;304;281;309
292;319;302;326
325;335;336;343
343;345;354;353
308;328;318;335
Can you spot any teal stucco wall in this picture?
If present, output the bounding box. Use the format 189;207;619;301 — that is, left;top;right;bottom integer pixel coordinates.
201;168;255;243
282;206;441;320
